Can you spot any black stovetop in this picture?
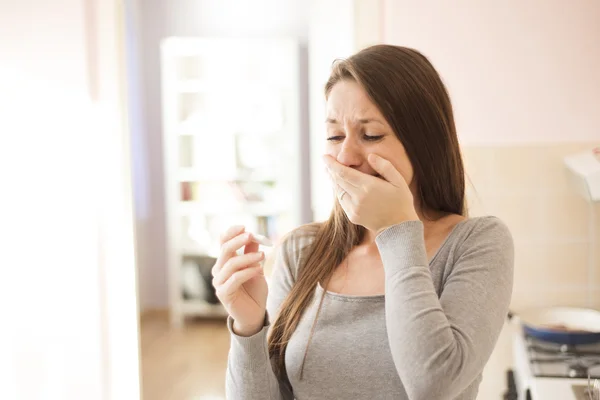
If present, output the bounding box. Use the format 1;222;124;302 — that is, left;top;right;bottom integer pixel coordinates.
525;335;600;379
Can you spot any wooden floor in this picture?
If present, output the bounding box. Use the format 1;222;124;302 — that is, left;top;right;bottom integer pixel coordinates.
140;311;230;400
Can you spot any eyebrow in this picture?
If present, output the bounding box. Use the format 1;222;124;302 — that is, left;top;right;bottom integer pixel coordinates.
325;118;384;125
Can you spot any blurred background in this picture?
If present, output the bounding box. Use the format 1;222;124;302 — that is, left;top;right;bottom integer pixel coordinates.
1;0;599;399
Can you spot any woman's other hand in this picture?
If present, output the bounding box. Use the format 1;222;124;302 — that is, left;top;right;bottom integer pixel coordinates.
212;225;268;336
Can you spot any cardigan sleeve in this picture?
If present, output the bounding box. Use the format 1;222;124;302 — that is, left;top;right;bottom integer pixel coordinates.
375;217;514;400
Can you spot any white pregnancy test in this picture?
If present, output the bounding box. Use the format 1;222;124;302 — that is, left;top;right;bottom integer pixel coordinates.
249;232;273;247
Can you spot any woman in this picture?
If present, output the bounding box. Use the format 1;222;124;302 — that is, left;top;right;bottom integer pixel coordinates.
212;45;514;400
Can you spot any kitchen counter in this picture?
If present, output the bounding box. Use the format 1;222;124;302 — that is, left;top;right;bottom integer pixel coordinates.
532;378;589;399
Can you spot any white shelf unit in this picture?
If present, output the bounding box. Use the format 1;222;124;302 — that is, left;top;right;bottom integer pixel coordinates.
161;37;302;326
180;299;229;318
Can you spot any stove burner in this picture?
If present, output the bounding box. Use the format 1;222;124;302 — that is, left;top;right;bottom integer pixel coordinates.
560;343;572;354
523;335;600;379
568;363;588;378
528;340;600;358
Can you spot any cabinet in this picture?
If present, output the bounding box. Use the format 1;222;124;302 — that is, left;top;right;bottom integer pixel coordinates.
160;37;303;325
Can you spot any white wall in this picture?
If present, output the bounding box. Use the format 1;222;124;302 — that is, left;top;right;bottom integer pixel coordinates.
308;0;385;222
135;0;310;310
383;0;600;145
0;0;140;398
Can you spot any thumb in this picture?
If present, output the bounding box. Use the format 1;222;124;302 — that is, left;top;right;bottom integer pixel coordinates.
367;153;404;186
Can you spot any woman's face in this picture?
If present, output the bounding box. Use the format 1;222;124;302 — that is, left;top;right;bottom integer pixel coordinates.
325;79;414;186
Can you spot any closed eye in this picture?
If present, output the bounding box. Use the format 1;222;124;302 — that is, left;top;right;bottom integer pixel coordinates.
326;135;384;142
364;135;384;141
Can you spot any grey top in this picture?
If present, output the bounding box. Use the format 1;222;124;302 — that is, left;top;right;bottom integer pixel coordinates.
225;216;514;400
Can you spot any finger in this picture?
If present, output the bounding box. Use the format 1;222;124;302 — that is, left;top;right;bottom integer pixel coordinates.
214;251;265;286
243;239;259;255
329;164;363;187
335;183;354;211
222;232;254;256
216;265;264;299
367;153;405;187
323;156;362;187
327;172;349;202
212;232;254;276
329;170;359;200
219;225;246;245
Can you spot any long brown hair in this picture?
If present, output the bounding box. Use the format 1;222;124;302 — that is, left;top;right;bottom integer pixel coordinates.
267;44;466;383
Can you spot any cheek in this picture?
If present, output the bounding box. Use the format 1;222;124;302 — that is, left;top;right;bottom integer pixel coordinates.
324;144;338;158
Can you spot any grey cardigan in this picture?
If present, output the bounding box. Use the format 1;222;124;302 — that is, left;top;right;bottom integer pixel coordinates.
225;216;514;400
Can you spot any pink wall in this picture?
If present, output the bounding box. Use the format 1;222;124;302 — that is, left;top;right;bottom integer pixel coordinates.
0;0;88;92
383;0;600;145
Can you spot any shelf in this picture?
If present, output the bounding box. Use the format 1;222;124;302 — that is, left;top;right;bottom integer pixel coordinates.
162;37;302;327
181;299;228;318
175;79;211;93
179;201;284;216
181;247;209;257
178;128;281;138
178;168;276;183
182;244;274;258
175;79;272;94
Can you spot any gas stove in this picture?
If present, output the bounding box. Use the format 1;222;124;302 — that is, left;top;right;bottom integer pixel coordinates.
508;325;600;399
524;334;600;379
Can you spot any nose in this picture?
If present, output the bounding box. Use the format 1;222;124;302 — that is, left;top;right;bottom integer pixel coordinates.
336;137;364;168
